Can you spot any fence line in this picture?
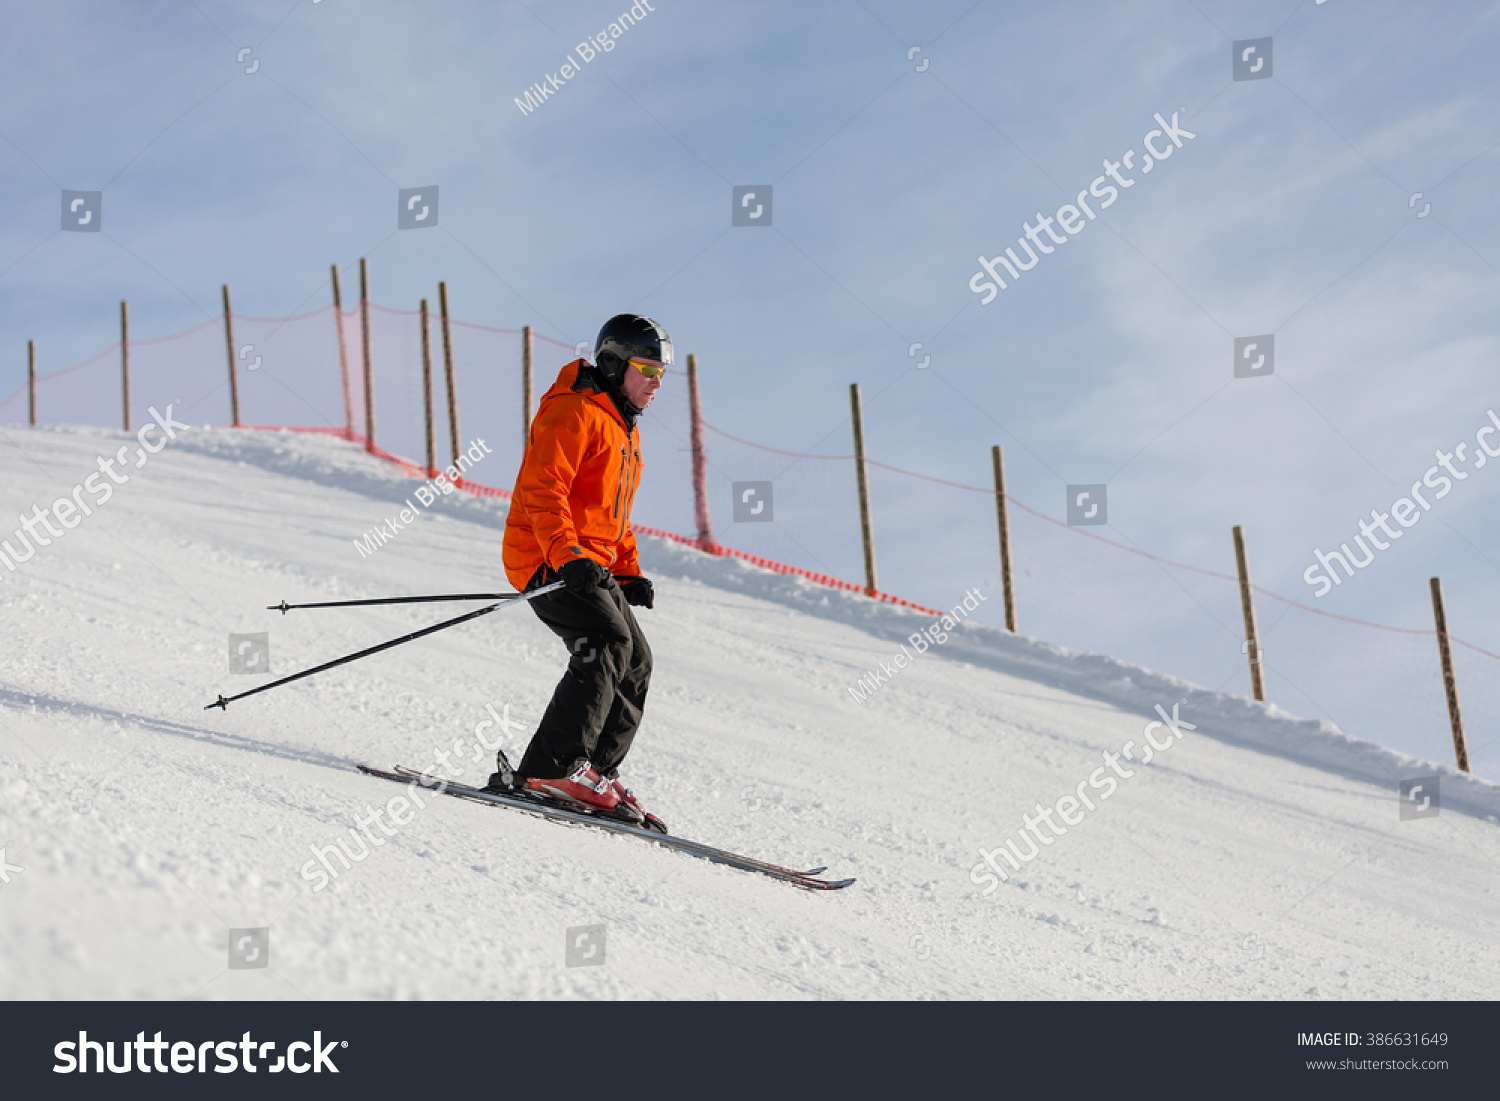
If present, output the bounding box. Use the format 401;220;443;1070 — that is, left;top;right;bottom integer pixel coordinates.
4;282;1494;776
707;417;1476;639
0;304;1476;634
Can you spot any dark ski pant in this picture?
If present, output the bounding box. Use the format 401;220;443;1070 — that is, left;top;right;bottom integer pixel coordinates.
517;566;652;780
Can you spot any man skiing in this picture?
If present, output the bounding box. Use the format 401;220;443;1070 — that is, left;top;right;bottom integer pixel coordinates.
488;314;670;832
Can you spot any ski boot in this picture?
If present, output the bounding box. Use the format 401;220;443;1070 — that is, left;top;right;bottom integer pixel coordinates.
524;759;644;825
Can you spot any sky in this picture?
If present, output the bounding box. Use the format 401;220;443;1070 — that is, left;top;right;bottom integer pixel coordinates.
3;0;1500;674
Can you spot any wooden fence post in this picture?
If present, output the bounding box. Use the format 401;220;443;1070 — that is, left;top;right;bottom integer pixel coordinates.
991;445;1017;632
1429;577;1471;773
331;264;354;441
438;281;461;468
849;383;878;596
28;341;36;426
687;353;715;551
1232;525;1266;702
222;285;241;428
120;301;131;432
359;257;375;451
522;324;534;441
420;298;436;477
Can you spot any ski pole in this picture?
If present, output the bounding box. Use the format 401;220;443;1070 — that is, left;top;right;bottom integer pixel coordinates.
270;592;529;614
205;581;564;711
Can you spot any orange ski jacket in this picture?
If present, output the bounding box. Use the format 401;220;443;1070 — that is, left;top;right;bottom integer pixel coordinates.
503;360;643;591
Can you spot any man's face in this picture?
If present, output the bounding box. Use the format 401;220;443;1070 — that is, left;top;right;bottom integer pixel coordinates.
619;358;664;409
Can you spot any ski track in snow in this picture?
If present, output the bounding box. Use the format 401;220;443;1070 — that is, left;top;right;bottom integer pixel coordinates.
0;425;1497;1000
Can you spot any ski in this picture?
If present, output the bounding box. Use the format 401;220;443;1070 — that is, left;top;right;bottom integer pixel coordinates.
386;765;852;889
390;765;833;881
358;765;855;891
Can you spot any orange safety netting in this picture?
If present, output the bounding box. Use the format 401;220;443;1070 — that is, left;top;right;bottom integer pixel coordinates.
3;301;1493;776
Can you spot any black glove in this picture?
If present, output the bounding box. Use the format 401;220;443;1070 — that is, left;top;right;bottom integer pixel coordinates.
559;557;609;594
618;576;654;609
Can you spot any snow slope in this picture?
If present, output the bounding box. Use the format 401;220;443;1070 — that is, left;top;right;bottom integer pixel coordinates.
1;424;1497;1000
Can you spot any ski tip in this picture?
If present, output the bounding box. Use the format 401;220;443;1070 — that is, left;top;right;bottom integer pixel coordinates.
810;877;857;891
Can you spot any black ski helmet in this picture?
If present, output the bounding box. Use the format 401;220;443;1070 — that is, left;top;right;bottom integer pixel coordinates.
593;314;673;381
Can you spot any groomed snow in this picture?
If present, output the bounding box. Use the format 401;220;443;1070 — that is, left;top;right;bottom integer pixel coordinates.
1;425;1497;1000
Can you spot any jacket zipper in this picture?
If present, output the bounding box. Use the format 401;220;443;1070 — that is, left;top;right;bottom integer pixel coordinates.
613;443;625;521
627;443;640;514
615;433;635;542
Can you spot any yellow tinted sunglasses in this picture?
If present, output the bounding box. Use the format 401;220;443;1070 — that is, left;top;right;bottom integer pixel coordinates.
628;357;668;378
